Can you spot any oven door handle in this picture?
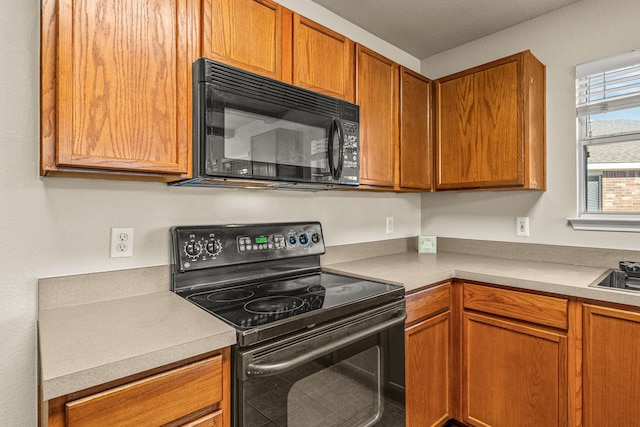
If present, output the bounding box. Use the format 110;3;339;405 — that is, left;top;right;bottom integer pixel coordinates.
245;308;407;378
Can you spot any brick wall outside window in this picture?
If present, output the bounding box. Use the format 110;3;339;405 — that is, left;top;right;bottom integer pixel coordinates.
602;177;640;211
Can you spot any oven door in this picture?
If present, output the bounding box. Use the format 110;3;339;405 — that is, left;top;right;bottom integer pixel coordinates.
235;301;406;427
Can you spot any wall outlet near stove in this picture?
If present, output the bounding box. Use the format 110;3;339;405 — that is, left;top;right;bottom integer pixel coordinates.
110;227;134;257
516;217;530;237
385;216;394;234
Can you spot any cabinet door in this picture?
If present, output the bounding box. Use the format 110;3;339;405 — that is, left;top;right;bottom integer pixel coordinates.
292;15;355;102
406;311;451;427
436;72;476;189
400;67;433;190
356;45;399;187
204;0;283;80
42;0;196;177
583;304;640;426
435;51;545;191
463;312;567;427
437;60;519;189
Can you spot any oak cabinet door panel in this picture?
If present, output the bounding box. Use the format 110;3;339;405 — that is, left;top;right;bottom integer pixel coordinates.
357;45;399;187
43;0;196;178
463;312;567;427
204;0;283;80
292;15;355;102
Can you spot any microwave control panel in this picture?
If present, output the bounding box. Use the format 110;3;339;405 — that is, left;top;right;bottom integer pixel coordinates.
340;120;360;184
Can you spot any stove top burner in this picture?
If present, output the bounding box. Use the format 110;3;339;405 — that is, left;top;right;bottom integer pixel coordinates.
324;283;366;296
206;289;254;302
244;296;306;314
257;278;315;293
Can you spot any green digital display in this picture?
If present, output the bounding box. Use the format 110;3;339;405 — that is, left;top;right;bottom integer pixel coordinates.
255;237;268;244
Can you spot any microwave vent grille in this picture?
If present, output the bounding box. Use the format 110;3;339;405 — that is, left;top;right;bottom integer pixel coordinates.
201;59;341;117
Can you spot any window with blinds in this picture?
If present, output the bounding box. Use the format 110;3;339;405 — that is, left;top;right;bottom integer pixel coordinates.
576;50;640;215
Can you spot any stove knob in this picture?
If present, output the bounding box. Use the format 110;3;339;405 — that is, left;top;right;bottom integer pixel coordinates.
183;240;203;260
205;239;222;257
311;233;321;244
288;235;297;246
299;234;309;245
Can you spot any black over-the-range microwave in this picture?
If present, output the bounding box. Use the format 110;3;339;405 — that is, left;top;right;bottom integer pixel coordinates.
171;58;360;190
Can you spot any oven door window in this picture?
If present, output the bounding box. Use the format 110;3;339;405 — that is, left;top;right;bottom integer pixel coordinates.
239;331;405;427
203;86;340;182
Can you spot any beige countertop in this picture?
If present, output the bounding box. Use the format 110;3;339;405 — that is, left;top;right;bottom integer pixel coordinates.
38;290;236;401
324;250;640;306
38;249;638;402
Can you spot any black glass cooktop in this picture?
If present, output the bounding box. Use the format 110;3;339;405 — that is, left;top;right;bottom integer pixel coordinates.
186;272;402;330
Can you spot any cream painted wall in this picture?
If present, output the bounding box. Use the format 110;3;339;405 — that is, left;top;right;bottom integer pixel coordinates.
420;0;640;251
0;1;419;425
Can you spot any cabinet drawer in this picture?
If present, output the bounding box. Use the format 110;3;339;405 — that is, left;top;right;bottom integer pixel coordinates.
66;356;223;426
180;409;223;427
406;282;451;326
463;283;567;329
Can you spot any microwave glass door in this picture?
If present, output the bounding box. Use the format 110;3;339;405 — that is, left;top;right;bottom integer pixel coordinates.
204;86;341;182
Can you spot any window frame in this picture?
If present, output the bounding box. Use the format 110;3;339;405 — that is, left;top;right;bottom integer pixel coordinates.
568;49;640;232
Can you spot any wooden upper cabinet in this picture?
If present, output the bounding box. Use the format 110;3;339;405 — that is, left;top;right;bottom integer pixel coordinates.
435;50;546;190
204;0;284;80
41;0;197;179
356;44;399;187
291;15;355;102
400;68;433;190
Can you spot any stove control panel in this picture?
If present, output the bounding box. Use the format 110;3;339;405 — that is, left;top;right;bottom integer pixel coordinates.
171;222;325;272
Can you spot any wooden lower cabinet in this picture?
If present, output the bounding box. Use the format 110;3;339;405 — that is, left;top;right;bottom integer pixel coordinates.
462;312;567;427
405;280;640;427
406;311;451;427
46;349;230;427
405;281;582;427
460;282;570;427
405;282;452;427
583;304;640;426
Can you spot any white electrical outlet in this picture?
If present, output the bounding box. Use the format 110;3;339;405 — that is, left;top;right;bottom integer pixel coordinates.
110;228;134;257
516;217;530;237
386;216;394;234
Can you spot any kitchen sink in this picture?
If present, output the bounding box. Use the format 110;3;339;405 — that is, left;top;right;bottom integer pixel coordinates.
592;261;640;292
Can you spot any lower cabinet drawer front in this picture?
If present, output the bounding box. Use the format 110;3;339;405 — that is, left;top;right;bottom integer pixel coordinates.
180;409;223;427
406;282;451;325
66;356;223;426
463;282;568;330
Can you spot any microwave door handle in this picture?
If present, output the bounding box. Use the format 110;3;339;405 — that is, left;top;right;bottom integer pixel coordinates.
333;119;345;180
327;120;336;177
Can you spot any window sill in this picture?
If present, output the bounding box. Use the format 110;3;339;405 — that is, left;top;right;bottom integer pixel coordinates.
568;216;640;232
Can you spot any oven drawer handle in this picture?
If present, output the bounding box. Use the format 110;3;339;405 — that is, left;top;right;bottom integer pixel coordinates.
245;309;407;378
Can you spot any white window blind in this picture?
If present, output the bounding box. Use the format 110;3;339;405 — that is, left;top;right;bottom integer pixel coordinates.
576;50;640;119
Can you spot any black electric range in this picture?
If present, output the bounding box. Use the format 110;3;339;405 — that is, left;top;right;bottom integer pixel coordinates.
170;222;405;347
